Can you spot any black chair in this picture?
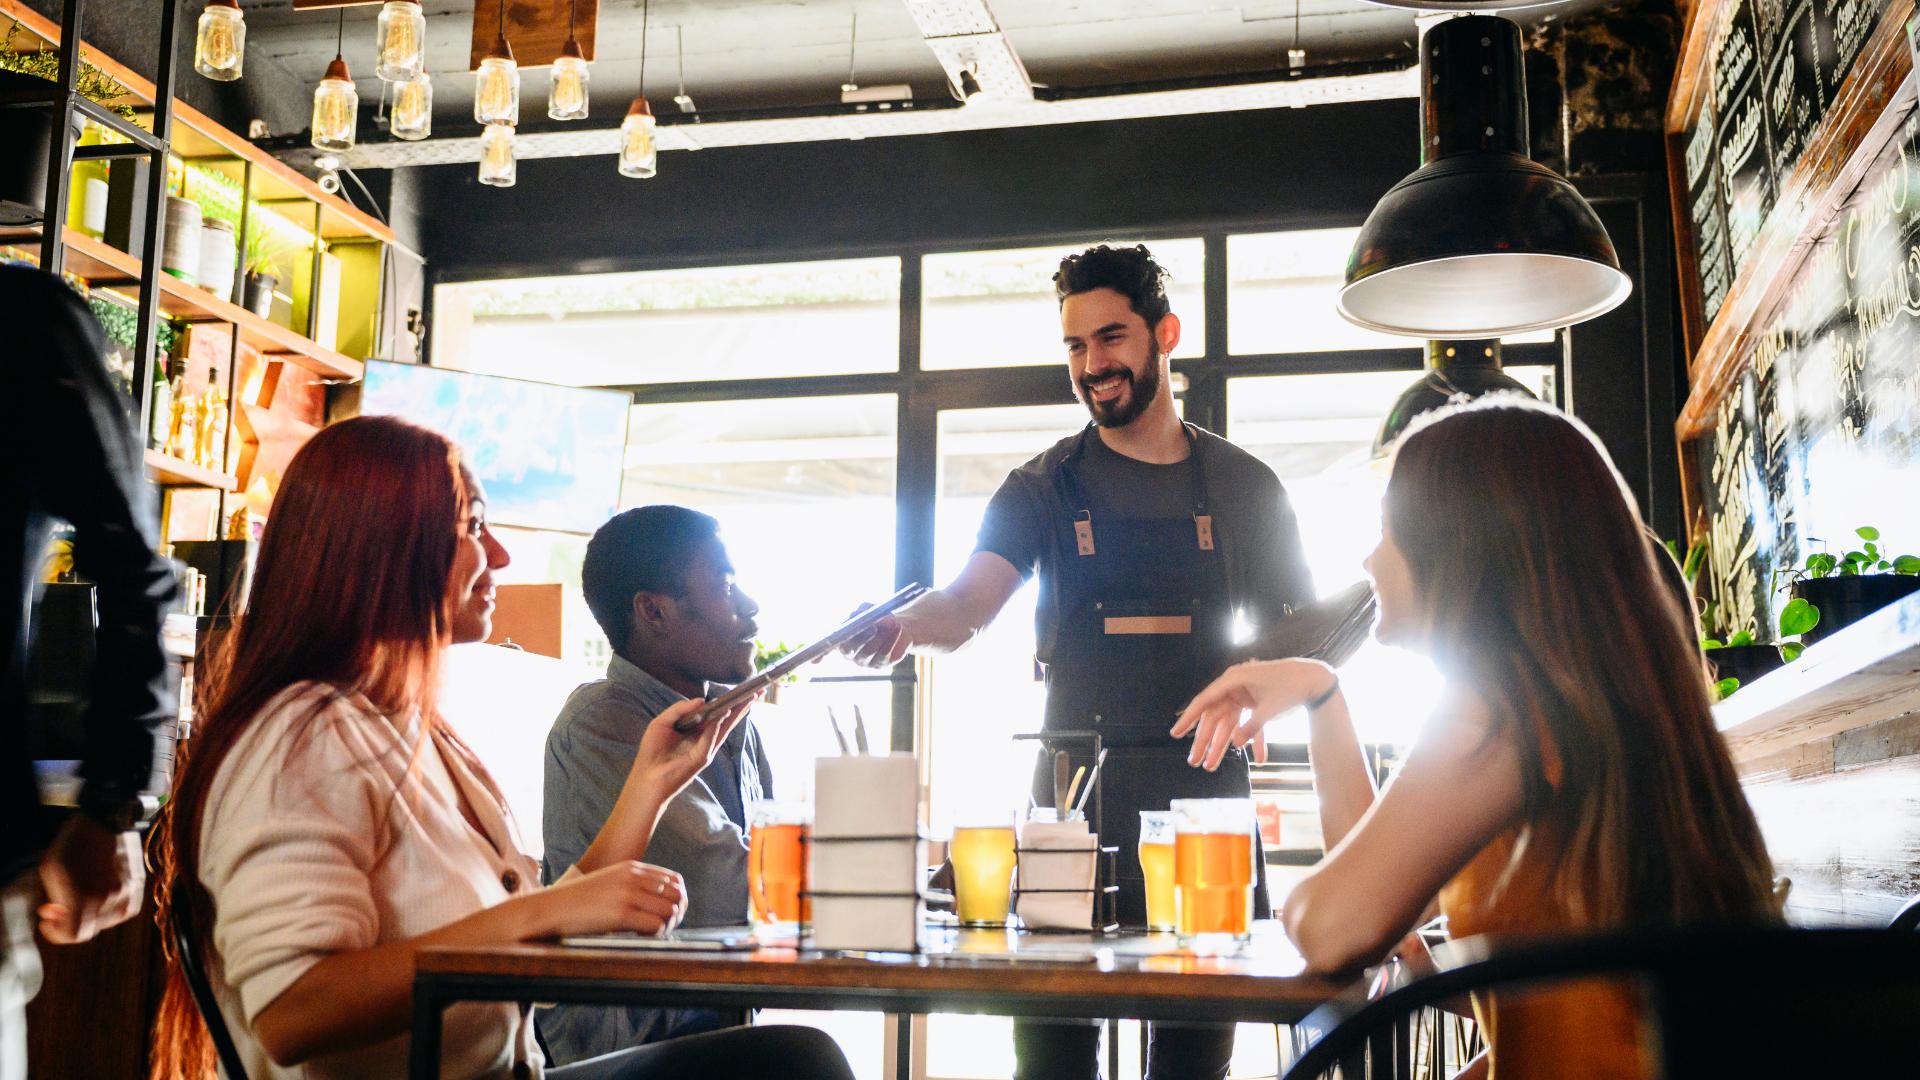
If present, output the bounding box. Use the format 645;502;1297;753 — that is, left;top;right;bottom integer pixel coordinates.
169;885;251;1080
1280;927;1920;1080
1890;894;1920;933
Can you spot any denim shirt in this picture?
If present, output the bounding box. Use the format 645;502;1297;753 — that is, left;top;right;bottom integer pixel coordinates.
537;654;770;1064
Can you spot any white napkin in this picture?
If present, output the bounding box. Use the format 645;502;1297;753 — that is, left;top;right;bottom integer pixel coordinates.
814;754;919;838
1014;819;1097;931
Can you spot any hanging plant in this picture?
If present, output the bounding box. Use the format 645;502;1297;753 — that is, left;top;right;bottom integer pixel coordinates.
2;21;139;121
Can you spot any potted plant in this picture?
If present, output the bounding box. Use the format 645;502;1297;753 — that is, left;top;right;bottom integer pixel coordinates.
241;227;286;318
1700;628;1784;699
752;640;802;704
1774;527;1920;647
0;22;135;224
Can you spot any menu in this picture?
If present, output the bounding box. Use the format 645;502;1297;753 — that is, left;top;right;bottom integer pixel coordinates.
1678;0;1892;322
1696;108;1920;639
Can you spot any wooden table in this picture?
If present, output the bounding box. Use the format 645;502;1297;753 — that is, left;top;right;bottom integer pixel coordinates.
409;924;1353;1079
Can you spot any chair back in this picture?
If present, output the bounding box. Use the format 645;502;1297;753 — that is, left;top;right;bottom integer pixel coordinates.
1283;928;1920;1080
170;885;251;1080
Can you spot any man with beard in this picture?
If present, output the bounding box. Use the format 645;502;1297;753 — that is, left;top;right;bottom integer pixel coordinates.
843;244;1314;1080
539;506;772;1064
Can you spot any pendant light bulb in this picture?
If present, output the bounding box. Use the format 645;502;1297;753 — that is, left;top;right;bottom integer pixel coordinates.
375;0;426;83
311;16;357;153
550;39;590;120
475;3;519;125
391;69;432;141
194;0;245;82
479;123;517;187
618;97;657;178
618;0;657;177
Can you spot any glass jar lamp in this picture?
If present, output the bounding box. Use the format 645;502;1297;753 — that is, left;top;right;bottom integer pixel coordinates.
474;37;519;125
618;96;657;178
194;0;245;82
374;0;426;83
549;37;590;120
390;70;431;141
478;123;516;187
310;56;358;152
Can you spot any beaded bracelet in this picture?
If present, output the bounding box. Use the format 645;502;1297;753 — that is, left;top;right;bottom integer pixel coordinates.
1306;678;1342;711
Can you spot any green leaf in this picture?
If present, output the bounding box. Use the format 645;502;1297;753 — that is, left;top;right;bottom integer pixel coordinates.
1728;629;1755;647
1683;542;1708;582
1864;542;1880;559
1857;526;1881;542
1880;561;1893;570
1664;540;1681;561
1701;637;1725;651
1895;555;1920;575
1779;597;1820;637
1840;561;1859;576
1715;677;1741;700
1779;641;1805;663
1807;553;1838;578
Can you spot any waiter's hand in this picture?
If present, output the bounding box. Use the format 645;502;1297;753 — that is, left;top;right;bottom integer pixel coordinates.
1172;658;1338;771
37;816;145;945
839;603;910;668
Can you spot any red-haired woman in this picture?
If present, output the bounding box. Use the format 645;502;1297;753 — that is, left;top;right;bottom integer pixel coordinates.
150;416;853;1080
1174;396;1777;1080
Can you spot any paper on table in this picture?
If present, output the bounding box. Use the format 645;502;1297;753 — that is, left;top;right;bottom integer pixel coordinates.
811;836;926;894
815;754;919;838
1015;820;1097;931
811;895;924;953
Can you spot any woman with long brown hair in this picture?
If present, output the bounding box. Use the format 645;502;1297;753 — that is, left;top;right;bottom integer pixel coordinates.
1174;395;1776;1079
150;416;852;1080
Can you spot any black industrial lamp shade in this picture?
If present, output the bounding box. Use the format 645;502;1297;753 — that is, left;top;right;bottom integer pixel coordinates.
1340;14;1631;339
1372;340;1538;457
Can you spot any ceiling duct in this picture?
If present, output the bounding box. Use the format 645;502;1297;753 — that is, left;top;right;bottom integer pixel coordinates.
900;0;1034;103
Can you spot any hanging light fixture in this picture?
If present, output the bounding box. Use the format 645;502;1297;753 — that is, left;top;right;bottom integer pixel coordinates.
550;0;590;120
1371;339;1538;457
194;0;245;82
1338;15;1630;339
375;0;426;83
478;121;516;187
618;0;657;178
391;69;432;140
311;11;358;152
474;0;519;125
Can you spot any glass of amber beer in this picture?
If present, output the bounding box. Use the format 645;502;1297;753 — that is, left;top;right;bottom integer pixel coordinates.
950;821;1018;926
1171;798;1256;949
748;802;811;927
1138;811;1178;932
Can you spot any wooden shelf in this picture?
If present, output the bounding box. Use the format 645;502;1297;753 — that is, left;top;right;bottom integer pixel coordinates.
3;227;364;381
1715;590;1920;769
144;449;237;491
0;0;400;248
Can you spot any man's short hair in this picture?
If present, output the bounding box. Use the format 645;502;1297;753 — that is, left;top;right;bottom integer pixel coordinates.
582;505;721;654
1053;243;1173;328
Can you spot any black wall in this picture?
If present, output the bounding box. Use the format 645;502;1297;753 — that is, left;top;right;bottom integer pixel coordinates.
412;100;1422;283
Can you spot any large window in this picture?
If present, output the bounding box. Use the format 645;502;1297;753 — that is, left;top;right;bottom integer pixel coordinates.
433;257;901;385
922;239;1204;369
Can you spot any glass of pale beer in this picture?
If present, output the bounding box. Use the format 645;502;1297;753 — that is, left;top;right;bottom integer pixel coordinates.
1138;810;1178;932
950;822;1018;926
1171;798;1256;949
749;802;811;927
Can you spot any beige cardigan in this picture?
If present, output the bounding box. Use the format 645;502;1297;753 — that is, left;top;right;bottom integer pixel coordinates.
199;681;545;1080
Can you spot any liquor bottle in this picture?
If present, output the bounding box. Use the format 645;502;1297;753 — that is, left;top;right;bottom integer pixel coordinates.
195;365;228;470
148;354;172;448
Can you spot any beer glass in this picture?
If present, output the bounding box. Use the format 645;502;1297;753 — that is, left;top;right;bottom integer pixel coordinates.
950;822;1018;926
1171;798;1256;945
1138;811;1178;932
748;802;811;926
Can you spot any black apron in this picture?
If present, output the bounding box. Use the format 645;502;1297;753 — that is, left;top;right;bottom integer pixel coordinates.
1029;425;1270;928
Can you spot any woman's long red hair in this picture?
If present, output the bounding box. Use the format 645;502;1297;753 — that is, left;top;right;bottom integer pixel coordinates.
148;416;467;1079
1385;395;1776;928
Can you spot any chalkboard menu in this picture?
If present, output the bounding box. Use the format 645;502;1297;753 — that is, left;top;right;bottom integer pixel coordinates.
1678;0;1892;325
1697;107;1920;640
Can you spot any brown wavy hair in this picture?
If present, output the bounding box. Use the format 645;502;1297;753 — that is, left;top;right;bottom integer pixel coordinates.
148;416;469;1079
1385;395;1775;927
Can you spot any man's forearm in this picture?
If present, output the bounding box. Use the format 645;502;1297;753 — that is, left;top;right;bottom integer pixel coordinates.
894;590;993;654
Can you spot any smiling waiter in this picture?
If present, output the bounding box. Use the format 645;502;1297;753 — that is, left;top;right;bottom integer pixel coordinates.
843;243;1314;1080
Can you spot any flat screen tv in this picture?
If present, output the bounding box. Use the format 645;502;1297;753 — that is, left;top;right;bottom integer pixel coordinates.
358;359;629;535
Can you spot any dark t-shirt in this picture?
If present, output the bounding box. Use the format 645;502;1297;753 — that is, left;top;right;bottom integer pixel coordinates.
974;423;1315;664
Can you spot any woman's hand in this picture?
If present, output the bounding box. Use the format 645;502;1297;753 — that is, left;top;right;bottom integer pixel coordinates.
631;694;760;802
1172;657;1338;770
527;860;688;938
